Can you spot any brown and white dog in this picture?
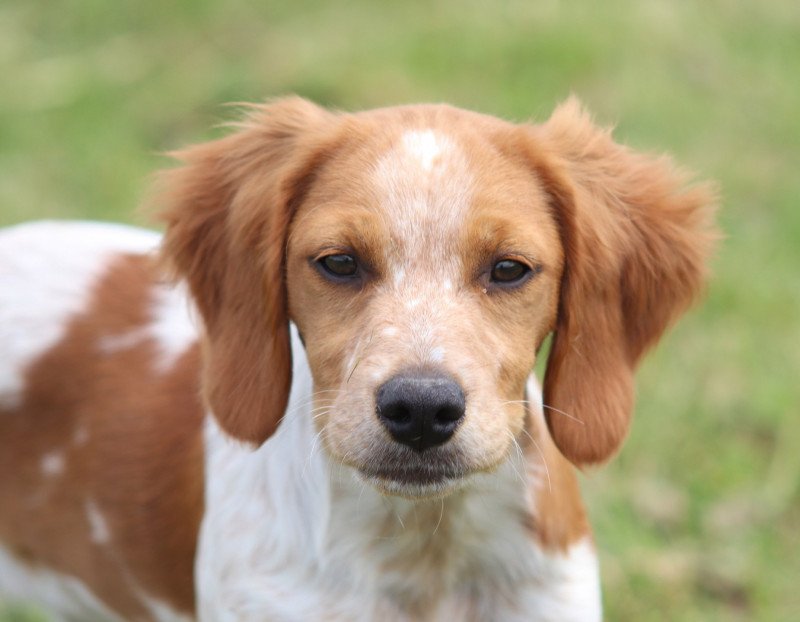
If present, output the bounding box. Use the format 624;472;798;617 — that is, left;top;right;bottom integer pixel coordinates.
0;98;715;621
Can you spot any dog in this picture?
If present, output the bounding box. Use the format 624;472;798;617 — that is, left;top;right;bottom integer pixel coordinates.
0;97;715;621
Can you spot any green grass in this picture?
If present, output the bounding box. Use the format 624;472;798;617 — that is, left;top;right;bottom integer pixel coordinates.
1;0;798;619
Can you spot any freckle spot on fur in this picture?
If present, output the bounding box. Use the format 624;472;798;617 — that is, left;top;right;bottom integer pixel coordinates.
73;427;89;446
97;329;148;355
85;499;111;545
430;346;446;363
41;451;65;477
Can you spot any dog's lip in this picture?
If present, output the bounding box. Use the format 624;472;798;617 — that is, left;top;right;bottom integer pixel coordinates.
358;464;466;486
357;465;469;499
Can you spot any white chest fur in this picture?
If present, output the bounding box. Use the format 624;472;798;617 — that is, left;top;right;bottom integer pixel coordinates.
196;328;601;622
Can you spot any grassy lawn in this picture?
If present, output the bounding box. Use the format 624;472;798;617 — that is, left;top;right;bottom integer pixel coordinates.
1;0;798;620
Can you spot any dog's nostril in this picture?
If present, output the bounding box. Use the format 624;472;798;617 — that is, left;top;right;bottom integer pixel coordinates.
375;371;466;452
382;404;411;424
435;405;463;424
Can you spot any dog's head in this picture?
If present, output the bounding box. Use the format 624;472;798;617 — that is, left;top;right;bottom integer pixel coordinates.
159;98;715;498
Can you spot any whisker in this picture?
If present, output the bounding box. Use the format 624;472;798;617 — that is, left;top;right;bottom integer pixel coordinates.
518;426;552;493
346;329;376;384
432;499;445;536
542;403;584;424
302;425;326;479
308;389;347;397
504;431;528;488
308;428;323;460
281;397;337;419
309;406;333;419
357;477;367;510
346;356;362;383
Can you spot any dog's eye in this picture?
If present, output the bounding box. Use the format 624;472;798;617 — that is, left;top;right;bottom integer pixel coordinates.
319;254;358;278
490;259;529;284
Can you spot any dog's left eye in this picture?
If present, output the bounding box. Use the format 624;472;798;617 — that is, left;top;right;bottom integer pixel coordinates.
490;259;529;284
318;253;358;278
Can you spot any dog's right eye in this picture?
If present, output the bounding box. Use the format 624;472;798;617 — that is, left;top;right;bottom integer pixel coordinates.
318;254;358;279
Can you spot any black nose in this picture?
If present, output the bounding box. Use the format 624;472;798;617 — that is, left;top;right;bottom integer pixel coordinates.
375;372;466;452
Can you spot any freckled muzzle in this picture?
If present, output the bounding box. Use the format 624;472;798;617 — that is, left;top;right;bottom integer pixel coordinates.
375;371;466;452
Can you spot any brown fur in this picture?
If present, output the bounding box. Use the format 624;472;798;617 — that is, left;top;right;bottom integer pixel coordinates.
530;99;716;465
158;97;342;445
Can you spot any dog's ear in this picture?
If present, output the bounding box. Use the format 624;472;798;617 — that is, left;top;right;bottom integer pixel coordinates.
157;97;339;445
524;98;717;466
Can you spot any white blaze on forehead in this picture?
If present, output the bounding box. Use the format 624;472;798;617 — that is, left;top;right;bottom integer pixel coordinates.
373;128;473;245
370;129;474;367
402;129;443;171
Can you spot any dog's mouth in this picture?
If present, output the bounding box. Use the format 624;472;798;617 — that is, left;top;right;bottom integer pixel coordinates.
358;468;469;499
355;448;471;499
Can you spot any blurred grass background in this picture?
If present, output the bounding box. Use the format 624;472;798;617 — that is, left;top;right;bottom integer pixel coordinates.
1;0;798;620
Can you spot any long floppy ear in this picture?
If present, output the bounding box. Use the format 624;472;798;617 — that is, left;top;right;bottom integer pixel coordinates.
529;98;717;466
156;97;338;445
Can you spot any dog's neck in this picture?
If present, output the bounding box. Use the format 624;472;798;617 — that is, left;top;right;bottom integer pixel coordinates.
197;330;601;621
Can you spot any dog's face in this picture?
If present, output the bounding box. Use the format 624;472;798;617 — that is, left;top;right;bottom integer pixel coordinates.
160;98;715;498
286;116;563;496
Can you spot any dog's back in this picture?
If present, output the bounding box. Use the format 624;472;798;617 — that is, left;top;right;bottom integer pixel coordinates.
0;221;201;621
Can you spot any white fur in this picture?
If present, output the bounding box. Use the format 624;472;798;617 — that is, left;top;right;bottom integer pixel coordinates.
97;327;150;354
429;345;446;363
370;130;474;368
197;327;601;621
85;499;111;545
148;281;197;372
402;130;443;171
374;129;470;248
40;451;66;477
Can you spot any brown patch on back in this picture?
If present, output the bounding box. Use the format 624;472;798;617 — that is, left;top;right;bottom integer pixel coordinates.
0;254;203;619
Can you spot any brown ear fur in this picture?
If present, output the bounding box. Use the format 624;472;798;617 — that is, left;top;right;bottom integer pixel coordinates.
529;98;717;466
157;97;338;444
